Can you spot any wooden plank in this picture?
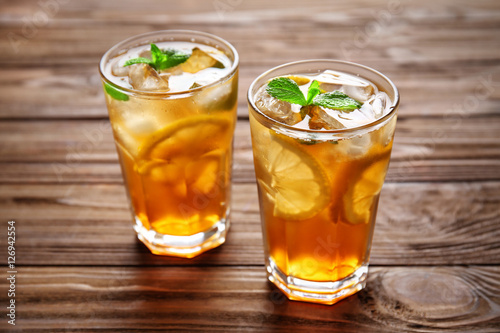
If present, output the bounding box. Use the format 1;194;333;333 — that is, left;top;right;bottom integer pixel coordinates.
0;162;124;184
0;67;108;119
0;266;498;332
1;118;500;183
3;159;500;185
0;63;492;114
0;1;499;120
0;182;498;266
1;0;499;65
1;66;499;119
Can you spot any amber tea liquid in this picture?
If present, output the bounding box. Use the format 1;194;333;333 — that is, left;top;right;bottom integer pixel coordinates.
100;31;238;258
248;60;399;304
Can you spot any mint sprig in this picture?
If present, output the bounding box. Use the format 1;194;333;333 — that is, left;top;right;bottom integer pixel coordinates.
266;77;307;106
266;77;362;112
124;43;190;71
306;79;320;105
104;82;129;101
313;91;362;111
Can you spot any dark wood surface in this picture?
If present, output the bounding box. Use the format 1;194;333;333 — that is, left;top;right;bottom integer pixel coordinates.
1;0;499;331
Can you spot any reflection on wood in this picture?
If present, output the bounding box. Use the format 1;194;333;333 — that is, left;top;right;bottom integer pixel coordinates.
0;266;497;332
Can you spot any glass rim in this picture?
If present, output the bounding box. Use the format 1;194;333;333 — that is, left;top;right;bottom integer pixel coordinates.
99;30;239;98
247;59;400;134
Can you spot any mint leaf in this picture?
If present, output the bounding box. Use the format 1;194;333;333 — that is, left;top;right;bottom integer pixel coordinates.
104;82;129;101
150;44;165;66
266;77;307;106
298;139;319;145
266;77;363;117
123;57;154;67
158;49;190;70
313;91;362;111
123;43;190;71
306;80;320;105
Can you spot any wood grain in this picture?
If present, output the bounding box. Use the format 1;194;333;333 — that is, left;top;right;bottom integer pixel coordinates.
2;0;500;65
1;66;499;119
1;182;498;266
1;1;499;120
0;266;498;332
2;159;500;185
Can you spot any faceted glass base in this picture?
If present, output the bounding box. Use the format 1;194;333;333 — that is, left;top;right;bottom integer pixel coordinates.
266;257;368;305
134;217;229;258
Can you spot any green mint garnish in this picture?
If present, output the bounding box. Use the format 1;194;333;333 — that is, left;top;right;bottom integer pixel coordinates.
104;82;129;101
266;77;307;106
122;57;152;67
123;43;190;71
298;139;319;145
266;77;362;113
306;80;321;105
313;91;362;111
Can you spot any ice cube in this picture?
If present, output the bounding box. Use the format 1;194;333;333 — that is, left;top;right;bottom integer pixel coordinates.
111;58;129;77
128;64;169;91
316;70;366;90
358;103;378;121
161;65;184;76
194;76;236;112
189;67;226;86
345;134;372;156
180;48;225;74
138;50;151;58
124;116;158;137
112;111;159;156
316;70;376;101
341;83;375;103
315;71;342;92
322;107;375;128
367;92;391;118
319;82;342;92
118;101;162;136
254;87;302;125
112;99;171;155
307;106;345;130
315;70;346;85
375;116;397;147
319;70;370;86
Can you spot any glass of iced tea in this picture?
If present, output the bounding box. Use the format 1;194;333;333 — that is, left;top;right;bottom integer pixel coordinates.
99;31;238;258
247;60;399;304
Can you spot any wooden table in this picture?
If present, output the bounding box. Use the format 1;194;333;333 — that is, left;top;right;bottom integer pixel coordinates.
1;0;499;331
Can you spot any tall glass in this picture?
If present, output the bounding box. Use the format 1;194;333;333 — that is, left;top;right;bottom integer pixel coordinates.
99;31;239;258
247;60;399;304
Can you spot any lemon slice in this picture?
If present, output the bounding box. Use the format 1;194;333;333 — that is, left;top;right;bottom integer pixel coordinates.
255;132;331;220
138;114;232;161
136;114;232;199
342;158;388;224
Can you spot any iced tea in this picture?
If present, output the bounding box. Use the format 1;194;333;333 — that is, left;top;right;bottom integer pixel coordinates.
248;60;399;304
100;31;238;257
